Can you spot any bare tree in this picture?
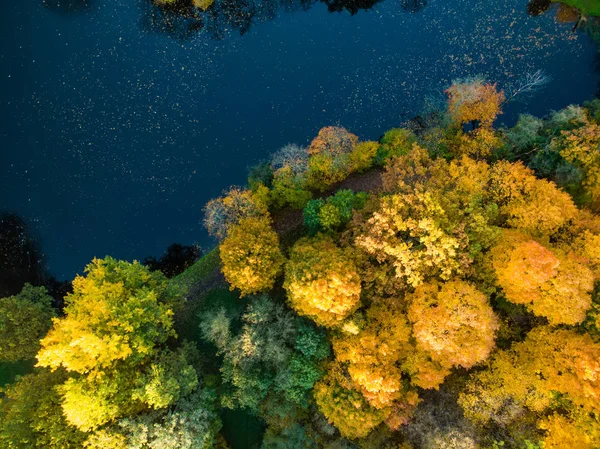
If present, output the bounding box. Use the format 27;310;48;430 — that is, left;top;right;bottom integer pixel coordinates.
504;70;551;104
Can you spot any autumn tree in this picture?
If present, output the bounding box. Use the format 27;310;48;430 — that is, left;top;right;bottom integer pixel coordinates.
0;369;89;449
445;78;505;127
332;301;415;409
0;284;55;362
489;160;577;236
313;364;389;439
407;280;499;369
459;326;600;448
36;257;198;432
305;126;358;190
554;120;600;210
491;232;594;325
354;191;465;289
270;143;313;209
284;236;361;327
203;187;268;240
219;216;284;296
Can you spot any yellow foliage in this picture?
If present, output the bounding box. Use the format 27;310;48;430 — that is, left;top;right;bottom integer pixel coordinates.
407;280;499;369
556;121;600;210
451;127;504;159
350;141;379;172
313;364;390;439
492;234;594;325
284;235;361;327
538;413;600;449
37;258;175;374
354;192;464;288
332;301;414;409
219;216;284;297
489;160;577;236
401;350;451;390
459;327;600;425
193;0;214;10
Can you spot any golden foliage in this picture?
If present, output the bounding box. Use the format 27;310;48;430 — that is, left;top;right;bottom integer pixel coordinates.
445;80;505;126
489;160;577;236
557;121;600;210
459;327;600;425
284;235;361;327
219;216;284;296
354;192;464;288
407;280;499;369
451;127;504;159
313;364;389;439
37;258;175;374
491;233;594;325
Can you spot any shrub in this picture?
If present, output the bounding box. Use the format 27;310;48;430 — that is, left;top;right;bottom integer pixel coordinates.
374;128;417;165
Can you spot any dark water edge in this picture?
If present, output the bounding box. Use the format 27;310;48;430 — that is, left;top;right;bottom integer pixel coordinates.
1;0;599;281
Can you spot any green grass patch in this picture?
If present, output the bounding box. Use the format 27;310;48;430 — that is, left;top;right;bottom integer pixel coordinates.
167;247;221;296
554;0;600;16
0;360;35;388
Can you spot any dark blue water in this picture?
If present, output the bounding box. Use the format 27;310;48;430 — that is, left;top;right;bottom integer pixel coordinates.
1;0;598;280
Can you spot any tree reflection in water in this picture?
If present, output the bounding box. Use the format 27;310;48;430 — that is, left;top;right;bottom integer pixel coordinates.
140;0;429;39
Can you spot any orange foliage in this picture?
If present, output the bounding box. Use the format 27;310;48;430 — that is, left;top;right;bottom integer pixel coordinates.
445;80;505;126
407;280;499;369
491;233;594;325
313;364;389;439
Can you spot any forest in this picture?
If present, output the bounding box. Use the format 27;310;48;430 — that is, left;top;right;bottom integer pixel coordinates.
2;70;600;449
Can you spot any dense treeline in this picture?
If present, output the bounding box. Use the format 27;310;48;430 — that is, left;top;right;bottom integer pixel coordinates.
1;78;600;449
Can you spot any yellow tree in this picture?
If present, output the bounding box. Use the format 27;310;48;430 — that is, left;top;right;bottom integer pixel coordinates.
489;160;577;236
491;232;594;325
459;327;600;446
332;301;414;409
555;121;600;210
407;280;499;369
36;258;198;431
284;235;361;327
305;126;359;190
219;216;285;297
313;364;390;439
354;191;465;289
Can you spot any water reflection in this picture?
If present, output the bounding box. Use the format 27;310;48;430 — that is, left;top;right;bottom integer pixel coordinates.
140;0;426;39
400;0;427;13
42;0;94;15
526;0;551;17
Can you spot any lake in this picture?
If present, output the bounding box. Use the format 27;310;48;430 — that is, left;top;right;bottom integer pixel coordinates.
1;0;598;280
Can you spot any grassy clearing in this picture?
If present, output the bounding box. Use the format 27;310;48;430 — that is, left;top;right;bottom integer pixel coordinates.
555;0;600;16
167;247;222;296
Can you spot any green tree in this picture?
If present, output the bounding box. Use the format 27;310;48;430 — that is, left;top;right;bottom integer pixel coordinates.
0;284;55;362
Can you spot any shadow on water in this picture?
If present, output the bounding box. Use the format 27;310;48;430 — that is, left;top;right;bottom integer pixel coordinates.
41;0;96;15
526;0;551;16
400;0;428;13
140;0;427;39
0;212;71;309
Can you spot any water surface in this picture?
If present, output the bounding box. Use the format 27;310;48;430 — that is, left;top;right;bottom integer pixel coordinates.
1;0;598;279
